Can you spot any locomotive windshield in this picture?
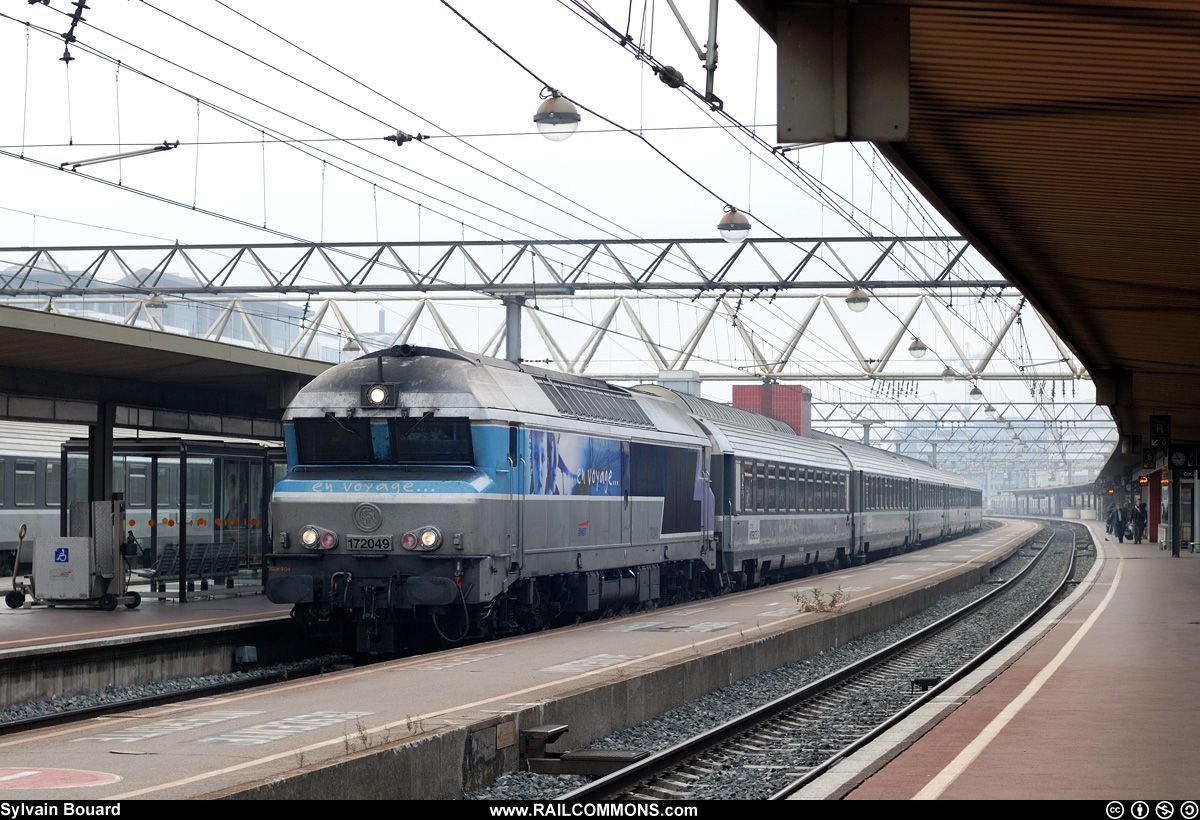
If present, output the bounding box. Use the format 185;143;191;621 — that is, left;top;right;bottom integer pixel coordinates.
291;416;473;466
294;418;373;464
388;417;472;465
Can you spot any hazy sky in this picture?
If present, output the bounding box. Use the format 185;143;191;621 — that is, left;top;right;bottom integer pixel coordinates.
0;1;1098;437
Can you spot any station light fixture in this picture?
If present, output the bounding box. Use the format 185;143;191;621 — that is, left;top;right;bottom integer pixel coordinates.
984;404;997;417
846;288;870;313
145;294;168;311
969;385;983;401
941;366;956;383
717;206;752;243
908;338;927;358
533;88;581;142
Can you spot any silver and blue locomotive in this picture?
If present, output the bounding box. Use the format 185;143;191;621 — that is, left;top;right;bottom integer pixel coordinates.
266;346;982;652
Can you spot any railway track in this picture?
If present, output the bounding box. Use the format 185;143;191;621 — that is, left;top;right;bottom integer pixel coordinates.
558;522;1084;801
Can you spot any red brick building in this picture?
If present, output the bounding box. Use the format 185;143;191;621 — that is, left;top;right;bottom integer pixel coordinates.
732;383;811;436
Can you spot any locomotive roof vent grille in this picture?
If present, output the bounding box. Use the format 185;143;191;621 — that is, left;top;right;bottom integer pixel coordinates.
671;391;795;435
534;377;654;429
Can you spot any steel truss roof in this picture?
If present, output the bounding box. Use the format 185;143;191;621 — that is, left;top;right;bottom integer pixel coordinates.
0;237;1000;296
0;239;1084;385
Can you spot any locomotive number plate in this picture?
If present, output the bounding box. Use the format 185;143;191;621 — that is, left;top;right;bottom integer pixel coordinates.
347;535;393;552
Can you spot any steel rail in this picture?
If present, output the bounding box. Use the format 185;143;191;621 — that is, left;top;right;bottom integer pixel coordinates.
558;524;1062;801
770;522;1080;799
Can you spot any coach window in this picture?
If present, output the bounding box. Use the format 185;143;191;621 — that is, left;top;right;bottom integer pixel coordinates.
45;461;60;507
754;462;766;511
0;460;5;506
127;460;150;508
766;464;777;512
788;467;798;511
15;461;35;506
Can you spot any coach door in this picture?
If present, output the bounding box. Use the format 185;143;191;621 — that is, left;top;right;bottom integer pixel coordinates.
508;424;524;574
621;441;632;545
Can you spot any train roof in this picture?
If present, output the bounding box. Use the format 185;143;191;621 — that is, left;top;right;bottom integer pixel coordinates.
813;431;980;489
288;346;707;444
633;385;851;469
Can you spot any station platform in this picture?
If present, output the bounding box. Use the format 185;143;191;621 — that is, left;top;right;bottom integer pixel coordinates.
0;581;290;653
0;581;295;711
797;518;1199;801
0;520;1038;800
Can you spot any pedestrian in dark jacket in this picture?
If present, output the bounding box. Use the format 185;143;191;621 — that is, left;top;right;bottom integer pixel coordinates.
1133;500;1148;544
1107;504;1127;543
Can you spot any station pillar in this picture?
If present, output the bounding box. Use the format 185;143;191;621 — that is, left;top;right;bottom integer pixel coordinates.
87;401;115;503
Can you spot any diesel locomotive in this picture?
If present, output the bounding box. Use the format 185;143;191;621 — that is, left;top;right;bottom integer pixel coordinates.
265;346;982;652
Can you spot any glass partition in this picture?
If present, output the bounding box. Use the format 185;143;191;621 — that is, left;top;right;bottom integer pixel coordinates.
63;439;284;600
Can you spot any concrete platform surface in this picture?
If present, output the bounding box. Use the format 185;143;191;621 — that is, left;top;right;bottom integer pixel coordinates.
800;518;1199;801
0;521;1037;800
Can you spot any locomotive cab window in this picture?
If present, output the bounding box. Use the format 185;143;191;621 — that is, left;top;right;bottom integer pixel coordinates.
294;418;374;465
388;417;472;465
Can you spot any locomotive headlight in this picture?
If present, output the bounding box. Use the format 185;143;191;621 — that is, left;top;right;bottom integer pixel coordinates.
401;527;442;551
360;382;399;408
300;526;338;550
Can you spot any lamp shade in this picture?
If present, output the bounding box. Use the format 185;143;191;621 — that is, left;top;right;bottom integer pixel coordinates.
717;209;751;243
533;93;581;142
846;288;870;313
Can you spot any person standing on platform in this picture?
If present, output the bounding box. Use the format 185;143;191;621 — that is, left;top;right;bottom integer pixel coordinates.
1133;499;1148;544
1107;503;1127;543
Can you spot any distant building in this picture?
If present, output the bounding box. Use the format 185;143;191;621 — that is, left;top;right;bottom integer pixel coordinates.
732;383;811;436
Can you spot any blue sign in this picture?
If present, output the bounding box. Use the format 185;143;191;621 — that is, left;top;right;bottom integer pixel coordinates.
54;547;69;563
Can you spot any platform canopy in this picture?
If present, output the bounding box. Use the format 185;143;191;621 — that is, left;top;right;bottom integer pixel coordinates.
740;0;1200;478
0;304;328;438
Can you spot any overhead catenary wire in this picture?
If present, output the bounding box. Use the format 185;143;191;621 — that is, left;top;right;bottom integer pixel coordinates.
7;3;1060;410
10;5;719;302
9;10;597;247
552;0;1043;387
3;15;776;365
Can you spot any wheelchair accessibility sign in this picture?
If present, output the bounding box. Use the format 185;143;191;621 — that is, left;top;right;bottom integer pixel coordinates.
54;547;69;563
